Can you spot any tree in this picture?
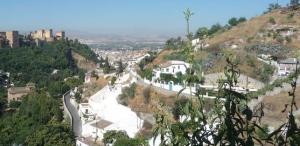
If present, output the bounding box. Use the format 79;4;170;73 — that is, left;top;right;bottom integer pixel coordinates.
48;81;70;98
165;37;184;50
0;39;92;145
183;8;194;39
75;92;81;103
195;27;209;39
91;70;99;80
99;56;104;65
172;98;191;120
103;56;111;74
228;17;246;27
176;72;184;84
152;9;300;146
9;101;21;108
104;56;109;67
291;0;300;9
208;23;222;35
66;48;76;70
25;124;75;146
141;68;153;80
138;60;145;71
117;59;125;75
0;87;7;114
238;17;247;23
228;17;238;26
143;87;151;104
118;83;137;105
111;76;117;86
267;3;281;13
269;17;276;24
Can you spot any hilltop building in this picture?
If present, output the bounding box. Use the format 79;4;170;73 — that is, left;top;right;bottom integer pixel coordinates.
55;31;65;40
31;29;54;42
0;29;66;48
7;83;35;103
6;31;20;48
0;32;8;48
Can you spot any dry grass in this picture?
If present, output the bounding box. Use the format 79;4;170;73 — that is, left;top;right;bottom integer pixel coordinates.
150;49;175;67
82;76;108;102
206;49;265;81
208;9;300;51
128;84;177;113
206;9;299;47
207;11;272;46
153;9;300;72
261;87;300;128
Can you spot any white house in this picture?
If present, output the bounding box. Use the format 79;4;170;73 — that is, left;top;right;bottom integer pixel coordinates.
127;53;151;67
278;58;298;76
81;119;114;140
153;60;190;81
78;82;143;145
79;103;96;124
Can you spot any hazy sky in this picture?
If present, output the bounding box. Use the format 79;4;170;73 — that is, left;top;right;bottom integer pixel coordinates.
0;0;290;37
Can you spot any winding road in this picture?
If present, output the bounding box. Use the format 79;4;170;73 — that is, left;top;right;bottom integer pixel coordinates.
63;91;82;137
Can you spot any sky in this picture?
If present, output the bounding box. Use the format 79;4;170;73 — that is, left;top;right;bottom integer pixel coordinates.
0;0;290;37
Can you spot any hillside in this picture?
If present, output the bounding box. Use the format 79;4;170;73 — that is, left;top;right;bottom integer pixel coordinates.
151;8;300;83
0;39;97;145
72;51;96;71
208;9;300;50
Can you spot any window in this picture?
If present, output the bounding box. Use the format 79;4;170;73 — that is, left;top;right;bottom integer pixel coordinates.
178;65;180;69
166;68;169;72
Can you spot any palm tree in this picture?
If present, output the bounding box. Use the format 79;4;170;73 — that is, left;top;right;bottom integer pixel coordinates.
183;8;194;39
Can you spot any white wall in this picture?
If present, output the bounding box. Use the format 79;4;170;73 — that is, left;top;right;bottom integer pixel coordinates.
153;63;189;80
76;140;89;146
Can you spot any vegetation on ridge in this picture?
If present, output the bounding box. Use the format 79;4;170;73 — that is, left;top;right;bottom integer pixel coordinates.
0;39;96;145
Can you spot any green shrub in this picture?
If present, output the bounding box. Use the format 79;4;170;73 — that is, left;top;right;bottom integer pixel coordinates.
257;63;275;83
114;137;148;146
164;51;186;61
160;73;176;82
276;36;284;43
143;87;151;104
269;17;276;24
286;36;292;43
103;130;129;144
111;76;117;85
75;92;81;103
9;101;21;108
141;68;153;80
256;124;269;139
118;83;137;105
